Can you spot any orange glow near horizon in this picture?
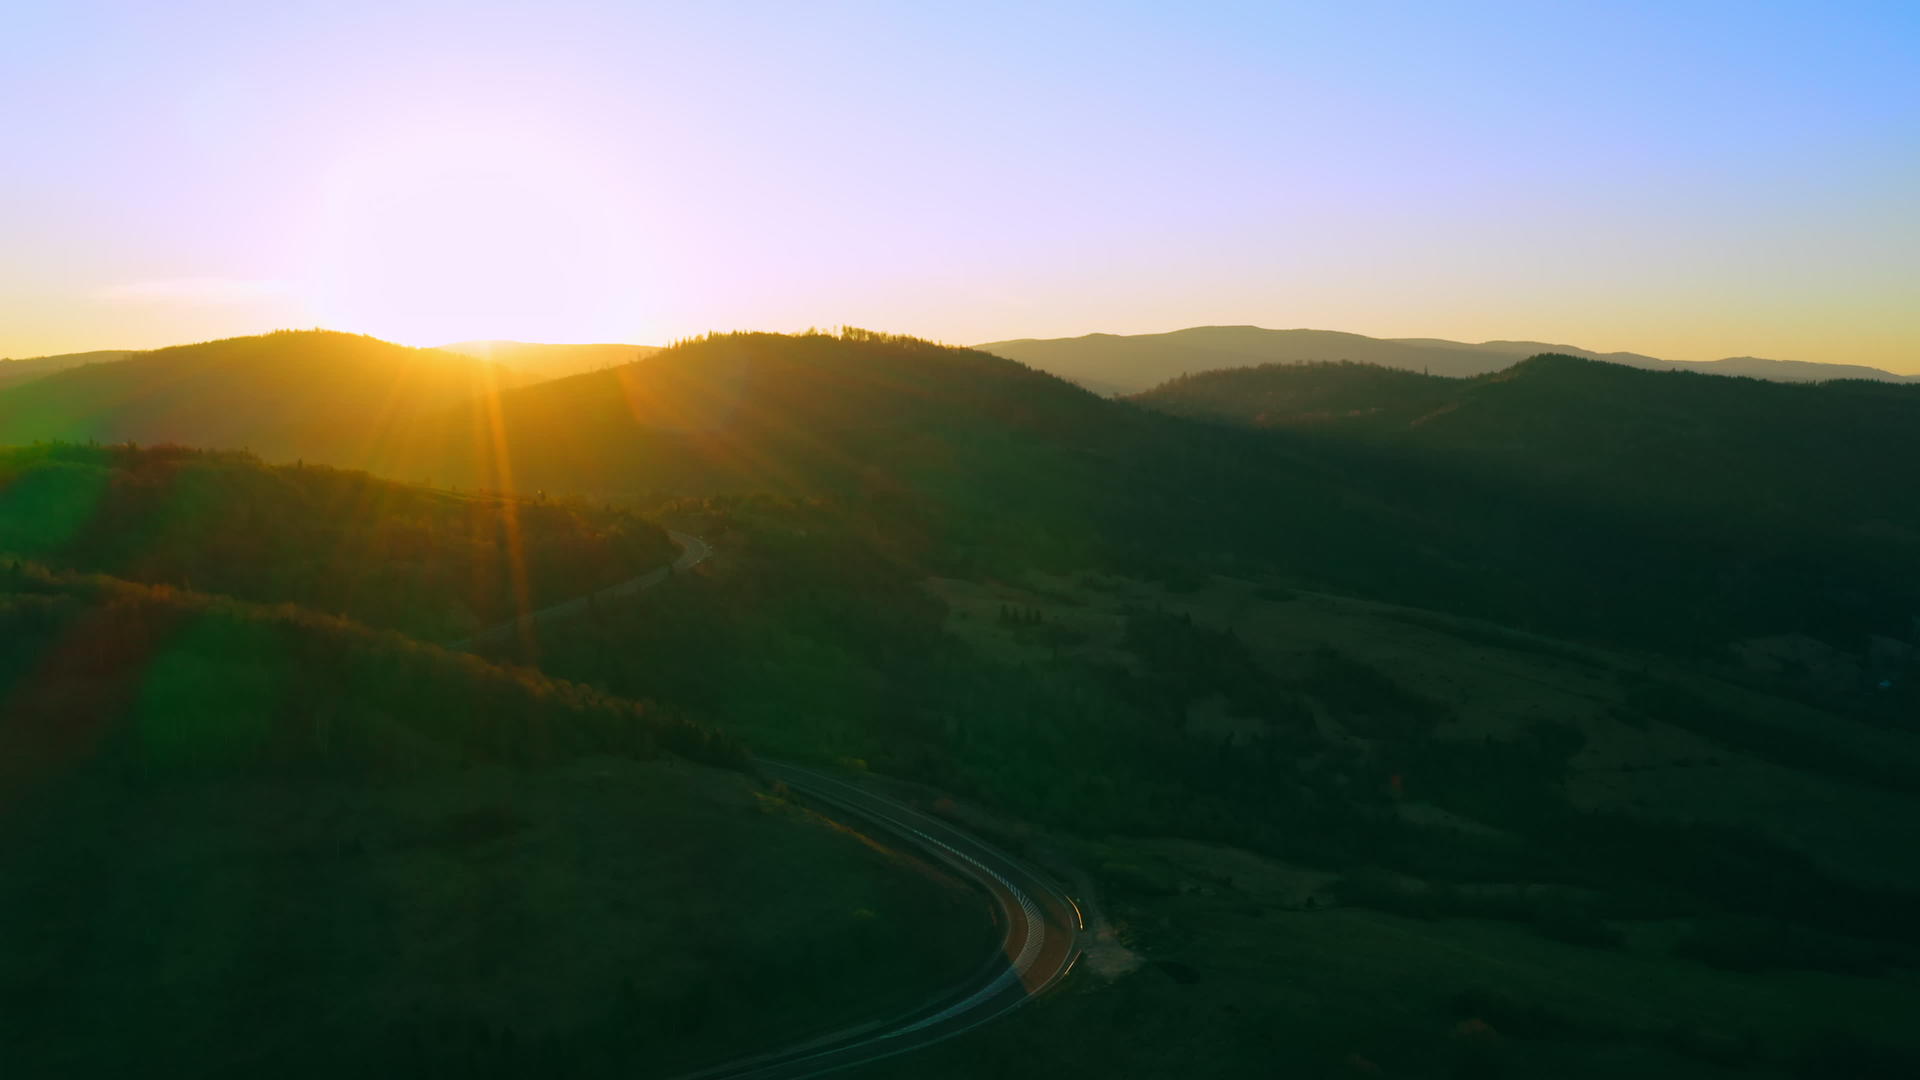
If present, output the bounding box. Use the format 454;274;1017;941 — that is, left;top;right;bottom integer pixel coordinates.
3;5;1914;372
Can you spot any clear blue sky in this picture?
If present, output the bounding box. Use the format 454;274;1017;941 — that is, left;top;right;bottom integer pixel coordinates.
3;0;1915;368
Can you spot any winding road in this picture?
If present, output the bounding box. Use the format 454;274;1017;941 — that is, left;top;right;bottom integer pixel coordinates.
459;530;1086;1075
678;761;1083;1080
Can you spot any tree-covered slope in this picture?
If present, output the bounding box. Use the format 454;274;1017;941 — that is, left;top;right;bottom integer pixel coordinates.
0;443;676;641
1132;355;1920;645
1135;354;1920;528
0;330;527;470
386;331;1919;651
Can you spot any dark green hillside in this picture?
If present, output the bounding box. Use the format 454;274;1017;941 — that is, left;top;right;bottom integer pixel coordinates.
1134;355;1920;647
0;443;676;641
503;497;1920;1078
1351;355;1919;522
0;330;527;469
0;565;743;794
388;329;1567;599
0;567;997;1079
402;332;1919;652
385;328;1293;570
394;328;1131;495
1137;354;1920;525
1133;360;1459;426
506;501;1920;1078
31;330;1908;656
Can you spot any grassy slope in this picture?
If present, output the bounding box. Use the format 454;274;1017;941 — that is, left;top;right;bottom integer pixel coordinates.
889;569;1920;1078
0;566;742;787
0;757;991;1079
0;569;990;1078
897;885;1920;1079
928;571;1920;890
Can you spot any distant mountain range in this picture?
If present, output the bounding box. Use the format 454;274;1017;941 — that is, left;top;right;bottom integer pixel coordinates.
12;327;1907;400
0;349;135;390
977;326;1920;395
0;339;662;394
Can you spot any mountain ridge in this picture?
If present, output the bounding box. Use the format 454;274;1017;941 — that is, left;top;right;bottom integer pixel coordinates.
437;339;662;381
977;325;1918;394
0;330;527;470
0;348;136;390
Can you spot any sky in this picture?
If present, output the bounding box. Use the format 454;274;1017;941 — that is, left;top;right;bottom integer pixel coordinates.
2;1;1915;370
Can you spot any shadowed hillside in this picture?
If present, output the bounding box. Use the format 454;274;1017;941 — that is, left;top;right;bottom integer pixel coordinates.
381;328;1281;572
387;331;1919;653
509;494;1920;1079
396;328;1129;495
1135;354;1920;526
0;443;676;641
0;564;744;794
0;566;1008;1079
1132;355;1920;647
0;331;527;469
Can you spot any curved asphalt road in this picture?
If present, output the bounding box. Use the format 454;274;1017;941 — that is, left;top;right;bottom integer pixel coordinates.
456;531;1084;1074
675;761;1083;1080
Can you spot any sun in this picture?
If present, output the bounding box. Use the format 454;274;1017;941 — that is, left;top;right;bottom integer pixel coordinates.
305;119;654;346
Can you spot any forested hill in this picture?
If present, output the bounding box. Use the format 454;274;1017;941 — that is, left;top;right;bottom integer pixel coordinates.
374;330;1920;653
1132;354;1920;526
8;330;1911;653
376;328;1264;569
0;443;676;642
0;330;527;469
387;328;1132;495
